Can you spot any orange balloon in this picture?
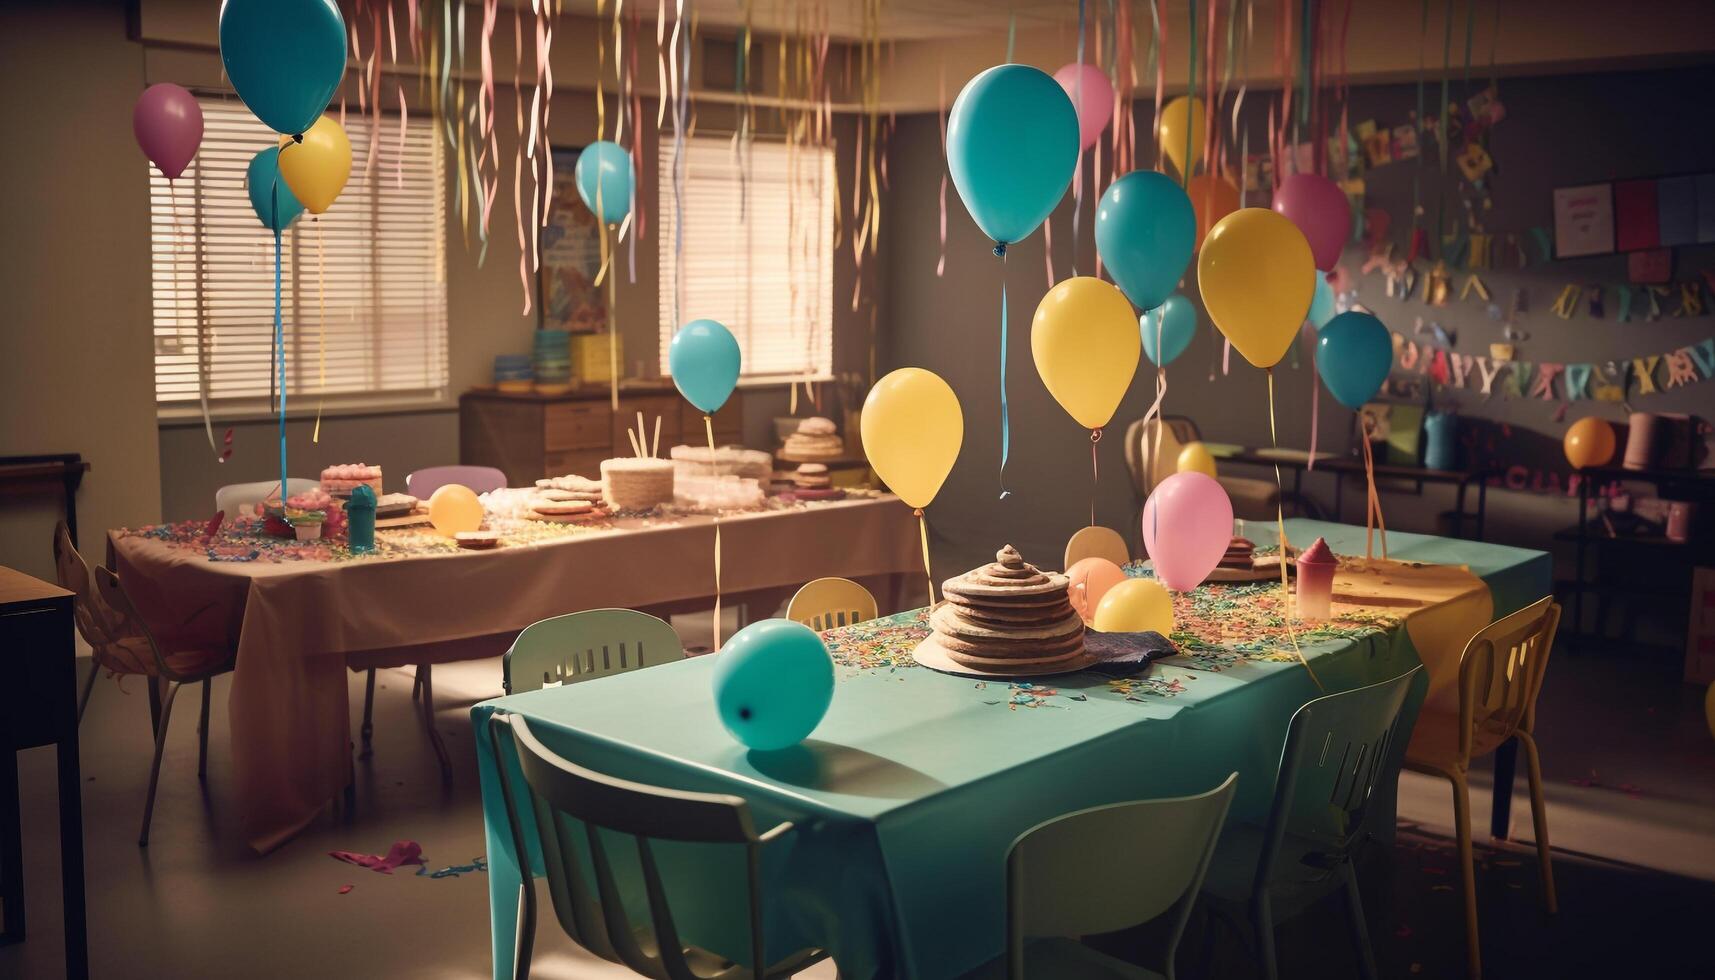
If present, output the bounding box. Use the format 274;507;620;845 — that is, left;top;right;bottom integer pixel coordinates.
1563;417;1616;469
1067;557;1128;623
1186;174;1240;250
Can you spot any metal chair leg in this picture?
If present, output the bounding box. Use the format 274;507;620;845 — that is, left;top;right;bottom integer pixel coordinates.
197;679;212;780
1341;861;1379;980
360;668;377;759
419;665;452;781
139;681;180;847
147;675;163;736
77;660;98;724
1252;892;1279;980
1517;731;1558;914
1450;771;1482;979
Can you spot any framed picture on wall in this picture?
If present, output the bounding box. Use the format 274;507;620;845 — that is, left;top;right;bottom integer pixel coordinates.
539;145;606;333
1552;182;1615;258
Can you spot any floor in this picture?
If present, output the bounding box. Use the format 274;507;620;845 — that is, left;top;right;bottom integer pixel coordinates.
4;618;1713;979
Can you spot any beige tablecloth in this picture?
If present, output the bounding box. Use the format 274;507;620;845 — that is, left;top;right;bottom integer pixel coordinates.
109;497;920;852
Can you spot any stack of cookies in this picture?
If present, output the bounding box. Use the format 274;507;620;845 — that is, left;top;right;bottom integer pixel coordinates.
529;484;608;524
915;545;1089;676
320;463;383;497
536;474;604;501
790;463;842;501
780;417;844;462
600;457;676;512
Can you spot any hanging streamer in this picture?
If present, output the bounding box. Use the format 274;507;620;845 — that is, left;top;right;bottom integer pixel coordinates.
1359;415;1391;560
706;415;723;650
1267;369;1323;692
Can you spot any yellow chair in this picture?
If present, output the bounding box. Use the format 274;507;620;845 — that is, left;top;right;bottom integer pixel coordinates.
1063;525;1131;570
1404;596;1561;979
787;577;878;632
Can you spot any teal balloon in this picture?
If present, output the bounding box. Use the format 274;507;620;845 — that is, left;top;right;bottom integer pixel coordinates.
712;619;834;751
1308;273;1337;329
668;319;742;414
1141;294;1197;366
219;0;348;138
574;140;633;224
946;65;1079;245
1316;312;1394;410
246;147;303;232
1095;171;1196;311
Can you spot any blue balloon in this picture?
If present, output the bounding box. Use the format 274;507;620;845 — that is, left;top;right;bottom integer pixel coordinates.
1316;312;1394;410
220;0;348;138
668;319;742;414
574;140;633;225
1096;171;1196;311
247;147;303;232
1308;273;1337;330
946;65;1079;246
1141;294;1198;366
712;619;834;751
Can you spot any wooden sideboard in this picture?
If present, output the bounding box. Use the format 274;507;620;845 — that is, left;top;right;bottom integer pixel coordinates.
459;385;744;487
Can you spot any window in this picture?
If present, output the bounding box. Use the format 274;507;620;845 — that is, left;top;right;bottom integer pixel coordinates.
149;96;448;414
657;136;834;383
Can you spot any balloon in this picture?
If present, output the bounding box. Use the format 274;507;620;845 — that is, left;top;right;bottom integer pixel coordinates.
1095;171;1196;312
277;116;350;214
1142;471;1233;592
1052;63;1116;150
1031;277;1141;430
1272;173;1352;271
1563;417;1617;469
246;147;304;232
1067;557;1127;623
574;140;633;224
946;64;1079;245
133;83;203;180
712;619;834;751
1156;96;1206;178
1186;174;1240;251
861;368;964;510
668;319;742;414
1197;208;1316;369
1308;273;1337;329
219;0;348;138
427;485;483;537
1315;312;1394;411
1177;442;1218;478
1093;578;1176;634
1141;294;1197;366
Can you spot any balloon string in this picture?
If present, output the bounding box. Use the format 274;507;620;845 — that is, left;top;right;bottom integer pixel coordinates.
314;218;326;443
914;508;937;605
607;256;619;410
1269;369;1323;693
274;219;287;507
1359;415;1390;560
996;243;1011;499
706;414;722;651
1089;428;1102;527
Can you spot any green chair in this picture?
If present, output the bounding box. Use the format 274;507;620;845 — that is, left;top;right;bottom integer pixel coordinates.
964;773;1239;980
1198;666;1421;980
503;608;682;695
489;713;829;979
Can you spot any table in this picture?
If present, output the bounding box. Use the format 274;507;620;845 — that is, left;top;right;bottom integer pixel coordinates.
0;455;89;547
1207;446;1491;540
0;566;86;979
475;520;1549;980
109;497;919;853
1567;465;1715;641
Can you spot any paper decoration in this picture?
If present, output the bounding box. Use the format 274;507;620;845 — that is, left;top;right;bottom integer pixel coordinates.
1591;363;1628;401
1564;363;1591;400
1502;361;1533;399
1657;176;1698;247
1477;357;1505;396
1553;183;1615;258
1489;343;1514;361
1450;352;1475;387
1691;338;1715;377
1632;355;1661;394
1666;349;1699;387
1389;331;1712;402
1614;179;1660;252
1529;363;1563;400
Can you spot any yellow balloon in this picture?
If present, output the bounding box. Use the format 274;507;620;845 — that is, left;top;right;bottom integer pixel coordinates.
861;368;964;509
1177;442;1218;478
1031;277;1141;430
428;484;484;537
1197;208;1316;369
1157;96;1206;178
1563;417;1616;469
1093;578;1176;634
278;116;351;214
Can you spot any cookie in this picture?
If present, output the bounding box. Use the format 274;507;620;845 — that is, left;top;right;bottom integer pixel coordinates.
455;530;501;549
531;499;594;516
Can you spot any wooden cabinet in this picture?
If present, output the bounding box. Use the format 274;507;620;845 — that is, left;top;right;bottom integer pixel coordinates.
460;386;744;487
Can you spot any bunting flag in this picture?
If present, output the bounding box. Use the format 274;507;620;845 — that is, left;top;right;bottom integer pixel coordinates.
1388;329;1715;401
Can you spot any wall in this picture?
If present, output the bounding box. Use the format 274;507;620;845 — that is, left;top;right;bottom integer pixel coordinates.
883;65;1715;579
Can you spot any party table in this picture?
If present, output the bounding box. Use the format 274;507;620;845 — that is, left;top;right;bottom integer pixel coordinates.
473;519;1549;980
107;496;919;853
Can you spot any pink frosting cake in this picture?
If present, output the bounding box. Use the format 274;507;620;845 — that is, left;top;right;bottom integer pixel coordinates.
320;463;383;496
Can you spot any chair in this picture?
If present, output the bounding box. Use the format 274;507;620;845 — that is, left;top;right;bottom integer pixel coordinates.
963;773;1239;980
1063;526;1131;570
504;608;682;695
785;578;878;632
214;477;318;516
489;713;829;979
52;521;151;722
92;567;237;846
1199;667;1421;980
1123;416;1283;523
405;464;507;499
1404;598;1561;979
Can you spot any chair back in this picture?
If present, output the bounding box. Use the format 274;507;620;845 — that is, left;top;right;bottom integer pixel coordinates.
1457;596;1560;760
494;713;790;978
1007;773;1238;979
91;567;178;679
215;478;318;517
1063;526;1130;570
407;465;507;498
504;608;681;695
53;523;151;674
786;577;878;632
1123;416;1201;497
1257;667;1419;894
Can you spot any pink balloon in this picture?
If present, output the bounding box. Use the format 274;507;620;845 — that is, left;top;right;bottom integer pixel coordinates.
1142;472;1234;591
1272;173;1351;272
1052;63;1115;150
1067;557;1127;622
134;83;203;181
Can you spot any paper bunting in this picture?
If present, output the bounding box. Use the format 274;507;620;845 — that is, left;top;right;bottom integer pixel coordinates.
1632;355;1661;394
1529;363;1562;400
1387;330;1714;401
1563;363;1591;400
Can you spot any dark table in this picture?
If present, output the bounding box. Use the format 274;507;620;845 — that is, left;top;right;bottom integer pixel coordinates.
1209;447;1491;540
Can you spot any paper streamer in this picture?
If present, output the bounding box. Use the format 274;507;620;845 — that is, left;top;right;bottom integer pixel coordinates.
915;508;937;605
1268;369;1323;692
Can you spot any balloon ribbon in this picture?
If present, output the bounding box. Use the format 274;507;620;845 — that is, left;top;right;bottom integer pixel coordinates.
1089;428;1102;527
1359;414;1390;560
706;415;722;651
914;508;937;605
314;218;326;443
273;178;287;506
1268;369;1323;692
996;244;1011;498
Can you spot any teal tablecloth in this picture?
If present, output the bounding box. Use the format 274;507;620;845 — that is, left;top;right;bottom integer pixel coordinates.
473;520;1549;979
